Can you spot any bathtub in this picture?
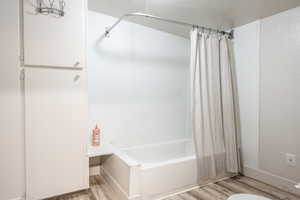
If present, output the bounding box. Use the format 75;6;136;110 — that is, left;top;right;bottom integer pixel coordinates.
101;139;198;200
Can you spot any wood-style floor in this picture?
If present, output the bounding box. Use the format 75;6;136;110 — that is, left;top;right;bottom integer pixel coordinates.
47;176;118;200
48;175;300;200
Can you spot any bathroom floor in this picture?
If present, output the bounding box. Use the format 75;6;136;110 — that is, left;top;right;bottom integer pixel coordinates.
47;175;300;200
47;175;118;200
166;176;300;200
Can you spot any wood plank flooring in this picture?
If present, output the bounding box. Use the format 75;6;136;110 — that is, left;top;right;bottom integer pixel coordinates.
47;175;300;200
166;176;300;200
47;175;118;200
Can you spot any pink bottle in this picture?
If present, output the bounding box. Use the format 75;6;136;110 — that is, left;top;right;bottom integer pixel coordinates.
92;125;100;146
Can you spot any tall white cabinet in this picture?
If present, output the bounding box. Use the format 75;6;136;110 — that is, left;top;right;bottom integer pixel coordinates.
22;0;89;199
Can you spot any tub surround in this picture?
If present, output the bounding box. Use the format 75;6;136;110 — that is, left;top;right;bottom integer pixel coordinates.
87;11;191;149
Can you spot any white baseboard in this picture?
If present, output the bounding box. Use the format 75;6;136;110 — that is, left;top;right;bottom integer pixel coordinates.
243;166;300;196
157;185;199;200
100;166;141;200
89;165;101;176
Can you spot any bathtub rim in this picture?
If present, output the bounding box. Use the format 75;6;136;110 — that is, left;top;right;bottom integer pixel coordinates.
112;138;195;167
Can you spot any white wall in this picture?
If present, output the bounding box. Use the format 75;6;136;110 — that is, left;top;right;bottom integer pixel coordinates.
259;6;300;182
235;6;300;192
87;11;190;148
0;1;25;200
234;21;260;169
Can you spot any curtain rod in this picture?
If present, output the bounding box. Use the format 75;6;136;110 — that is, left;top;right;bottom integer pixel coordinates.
104;12;234;39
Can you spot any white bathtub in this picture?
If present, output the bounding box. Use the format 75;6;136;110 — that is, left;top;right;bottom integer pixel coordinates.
101;139;198;200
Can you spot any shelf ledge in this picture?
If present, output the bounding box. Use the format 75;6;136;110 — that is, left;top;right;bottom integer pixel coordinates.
88;144;114;157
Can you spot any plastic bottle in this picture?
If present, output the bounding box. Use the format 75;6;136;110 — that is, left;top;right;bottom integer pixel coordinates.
92;125;100;146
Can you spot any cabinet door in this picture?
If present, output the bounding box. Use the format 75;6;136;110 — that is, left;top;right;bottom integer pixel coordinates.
25;67;89;200
23;0;86;68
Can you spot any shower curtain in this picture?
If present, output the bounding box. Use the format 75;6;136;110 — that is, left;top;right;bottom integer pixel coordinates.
190;28;240;184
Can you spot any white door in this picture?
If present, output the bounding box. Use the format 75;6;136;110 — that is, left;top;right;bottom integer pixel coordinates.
25;67;89;200
23;0;86;68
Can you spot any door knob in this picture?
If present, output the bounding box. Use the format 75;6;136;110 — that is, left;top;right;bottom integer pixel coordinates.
74;75;80;82
74;61;80;67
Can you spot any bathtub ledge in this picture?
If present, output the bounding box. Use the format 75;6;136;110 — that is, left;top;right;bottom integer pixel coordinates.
88;144;114;157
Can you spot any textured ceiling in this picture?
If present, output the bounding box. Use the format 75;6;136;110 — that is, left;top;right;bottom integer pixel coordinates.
88;0;300;37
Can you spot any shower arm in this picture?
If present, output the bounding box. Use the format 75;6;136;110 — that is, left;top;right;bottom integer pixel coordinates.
103;12;234;39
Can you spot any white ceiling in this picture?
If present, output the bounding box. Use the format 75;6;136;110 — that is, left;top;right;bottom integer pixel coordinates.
88;0;300;37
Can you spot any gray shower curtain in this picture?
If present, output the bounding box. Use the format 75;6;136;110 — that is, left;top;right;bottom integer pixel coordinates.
190;28;241;184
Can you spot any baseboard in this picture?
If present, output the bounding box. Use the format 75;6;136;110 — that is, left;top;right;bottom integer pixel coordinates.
243;166;300;196
157;185;199;200
100;166;141;200
89;165;101;176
